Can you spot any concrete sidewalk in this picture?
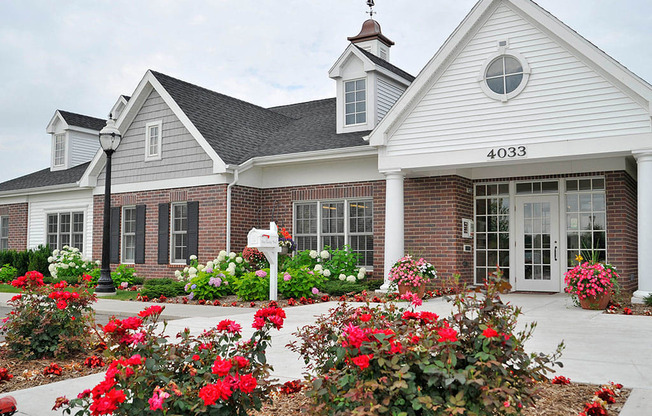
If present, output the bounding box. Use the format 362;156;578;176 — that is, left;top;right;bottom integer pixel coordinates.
1;293;650;415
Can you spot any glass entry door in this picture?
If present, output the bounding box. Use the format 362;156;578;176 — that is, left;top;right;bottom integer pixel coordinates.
515;195;560;292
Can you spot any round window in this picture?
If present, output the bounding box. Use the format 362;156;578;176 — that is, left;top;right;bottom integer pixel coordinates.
485;56;523;94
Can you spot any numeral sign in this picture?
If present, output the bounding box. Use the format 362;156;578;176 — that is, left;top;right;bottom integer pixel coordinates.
487;146;527;160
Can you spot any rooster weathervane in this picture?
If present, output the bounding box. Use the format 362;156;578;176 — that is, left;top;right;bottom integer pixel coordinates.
366;0;376;18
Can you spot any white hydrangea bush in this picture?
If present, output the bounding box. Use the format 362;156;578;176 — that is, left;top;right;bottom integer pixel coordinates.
48;246;98;280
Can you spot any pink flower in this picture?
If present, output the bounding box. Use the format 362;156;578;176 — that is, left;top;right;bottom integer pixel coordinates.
312;287;319;295
255;270;267;278
148;386;170;411
283;273;292;281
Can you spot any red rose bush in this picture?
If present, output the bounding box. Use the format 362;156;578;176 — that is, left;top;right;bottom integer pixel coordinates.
290;281;564;415
59;304;286;415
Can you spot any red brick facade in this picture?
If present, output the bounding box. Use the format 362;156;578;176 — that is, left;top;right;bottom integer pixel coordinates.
605;171;637;291
89;170;638;291
0;203;28;250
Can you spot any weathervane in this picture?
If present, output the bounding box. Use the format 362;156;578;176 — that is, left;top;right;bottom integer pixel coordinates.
366;0;376;18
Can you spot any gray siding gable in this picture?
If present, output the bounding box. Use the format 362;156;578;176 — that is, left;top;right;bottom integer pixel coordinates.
98;90;213;186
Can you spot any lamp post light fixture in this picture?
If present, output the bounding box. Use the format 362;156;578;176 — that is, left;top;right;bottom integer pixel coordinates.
96;115;122;295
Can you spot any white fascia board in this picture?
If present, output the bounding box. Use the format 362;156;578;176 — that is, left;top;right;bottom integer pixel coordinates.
109;96;129;118
145;72;227;174
329;45;358;78
67;125;101;135
92;173;230;195
368;0;493;147
78;150;105;188
511;0;652;107
238;146;377;168
0;183;82;199
330;45;412;84
46;111;69;134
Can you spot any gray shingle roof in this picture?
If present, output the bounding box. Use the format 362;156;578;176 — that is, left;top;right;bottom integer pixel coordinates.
355;46;415;82
151;71;294;165
0;162;90;193
151;71;372;164
58;110;106;131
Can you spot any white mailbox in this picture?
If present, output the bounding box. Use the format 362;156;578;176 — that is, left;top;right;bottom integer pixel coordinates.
247;222;281;301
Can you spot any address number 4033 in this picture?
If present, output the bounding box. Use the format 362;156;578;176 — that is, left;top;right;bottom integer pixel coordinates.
487;146;527;160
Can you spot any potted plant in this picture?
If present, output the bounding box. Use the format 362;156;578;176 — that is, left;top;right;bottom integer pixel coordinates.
388;255;437;298
564;254;619;310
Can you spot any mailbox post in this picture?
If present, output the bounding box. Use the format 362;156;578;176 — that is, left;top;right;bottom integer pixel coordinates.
247;222;281;301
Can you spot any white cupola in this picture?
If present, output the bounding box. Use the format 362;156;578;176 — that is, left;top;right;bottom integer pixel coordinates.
347;18;394;62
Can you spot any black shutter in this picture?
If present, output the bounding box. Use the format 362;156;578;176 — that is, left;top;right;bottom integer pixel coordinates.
187;201;199;265
135;205;146;264
109;207;121;264
158;203;170;264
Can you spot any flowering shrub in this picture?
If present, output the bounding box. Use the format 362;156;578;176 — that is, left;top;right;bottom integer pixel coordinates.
278;267;326;299
48;246;99;282
290;281;564;415
578;382;623;416
84;355;105;369
388;254;437;288
1;271;96;359
564;255;619;302
43;362;63;376
177;252;250;281
551;375;571;385
88;264;139;288
59;305;285;416
283;246;364;281
185;268;236;301
0;368;13;382
235;269;272;301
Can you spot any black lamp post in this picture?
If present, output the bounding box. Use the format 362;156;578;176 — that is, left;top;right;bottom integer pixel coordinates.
96;115;122;294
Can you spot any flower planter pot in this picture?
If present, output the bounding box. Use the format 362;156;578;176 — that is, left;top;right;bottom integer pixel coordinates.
579;292;611;310
280;246;288;255
398;284;426;299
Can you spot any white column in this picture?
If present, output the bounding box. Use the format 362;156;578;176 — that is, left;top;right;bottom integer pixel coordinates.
633;150;652;303
380;170;405;291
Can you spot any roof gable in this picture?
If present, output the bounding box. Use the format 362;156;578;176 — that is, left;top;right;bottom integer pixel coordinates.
46;110;106;134
329;44;414;84
369;0;652;147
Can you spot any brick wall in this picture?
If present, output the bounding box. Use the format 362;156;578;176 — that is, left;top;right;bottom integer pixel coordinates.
93;185;228;279
404;176;474;286
605;171;637;291
0;203;28;250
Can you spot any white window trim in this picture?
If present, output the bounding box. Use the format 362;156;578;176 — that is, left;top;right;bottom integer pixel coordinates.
145;120;163;161
0;216;8;251
52;133;67;169
344;78;367;127
170;202;187;265
121;206;136;264
293;198;374;269
477;48;530;102
45;211;85;252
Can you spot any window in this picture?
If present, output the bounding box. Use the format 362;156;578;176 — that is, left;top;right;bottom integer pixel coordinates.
344;79;366;125
122;206;136;263
565;178;606;268
474;184;510;283
170;203;187;264
46;212;84;251
0;216;8;251
294;199;373;267
145;121;162;160
479;49;530;102
53;134;65;167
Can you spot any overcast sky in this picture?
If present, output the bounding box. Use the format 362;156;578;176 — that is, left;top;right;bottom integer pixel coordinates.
0;0;650;182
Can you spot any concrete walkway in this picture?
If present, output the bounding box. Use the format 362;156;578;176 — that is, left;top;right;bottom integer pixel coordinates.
1;292;650;415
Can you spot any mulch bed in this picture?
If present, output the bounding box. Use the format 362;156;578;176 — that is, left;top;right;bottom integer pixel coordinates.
251;382;630;416
0;347;105;393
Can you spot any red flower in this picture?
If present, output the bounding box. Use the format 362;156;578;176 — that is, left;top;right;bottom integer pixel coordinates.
234;356;249;369
9;294;21;302
44;363;63;376
582;401;608;416
137;305;163;318
216;319;242;333
199;380;232;405
121;317;143;330
437;327;458;343
321;295;330;302
359;314;372;322
551;376;571;385
211;357;232;376
351;354;373;370
192;354;200;361
595;388;616;404
238;374;258;393
280;380;302;395
418;311;438;322
56;300;68;310
482;327;499;338
623;307;633;315
0;367;13;382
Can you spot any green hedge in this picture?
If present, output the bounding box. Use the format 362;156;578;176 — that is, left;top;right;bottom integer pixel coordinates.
0;245;51;277
140;278;186;299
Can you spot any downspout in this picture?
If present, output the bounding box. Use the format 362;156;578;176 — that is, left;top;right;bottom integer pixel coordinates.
226;169;239;254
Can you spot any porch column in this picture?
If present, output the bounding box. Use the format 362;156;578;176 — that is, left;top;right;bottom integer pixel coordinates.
633;150;652;303
381;170;405;291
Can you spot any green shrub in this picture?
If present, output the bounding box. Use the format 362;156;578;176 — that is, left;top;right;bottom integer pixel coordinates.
282;246;365;281
235;269;271;301
644;293;652;307
185;271;235;300
291;282;564;415
27;245;51;276
140;278;185;299
0;264;18;283
88;264;139;288
319;280;368;297
278;267;326;299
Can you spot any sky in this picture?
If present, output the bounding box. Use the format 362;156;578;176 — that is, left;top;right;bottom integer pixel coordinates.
0;0;651;182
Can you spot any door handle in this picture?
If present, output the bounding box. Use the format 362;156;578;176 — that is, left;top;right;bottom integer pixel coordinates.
554;246;558;262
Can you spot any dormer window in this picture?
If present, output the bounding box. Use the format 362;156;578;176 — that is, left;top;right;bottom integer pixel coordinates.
345;79;366;125
145;121;162;161
53;134;66;167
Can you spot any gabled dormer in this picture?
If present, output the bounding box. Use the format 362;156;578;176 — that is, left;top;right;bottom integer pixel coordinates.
329;18;414;134
109;95;131;121
46;110;106;172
